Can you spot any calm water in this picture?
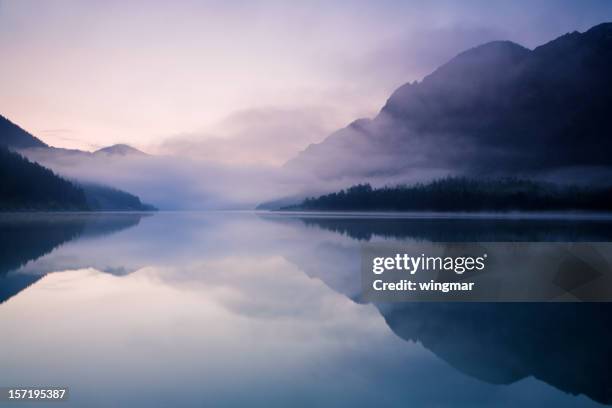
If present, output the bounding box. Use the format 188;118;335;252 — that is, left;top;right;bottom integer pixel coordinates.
1;212;611;407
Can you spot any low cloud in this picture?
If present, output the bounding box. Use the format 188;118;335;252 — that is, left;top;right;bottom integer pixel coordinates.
158;106;345;166
21;145;336;210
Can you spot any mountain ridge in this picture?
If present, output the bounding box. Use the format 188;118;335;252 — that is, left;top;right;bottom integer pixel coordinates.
0;115;48;149
286;22;612;183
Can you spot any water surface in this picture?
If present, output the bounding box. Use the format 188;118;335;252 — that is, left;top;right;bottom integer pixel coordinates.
1;212;611;407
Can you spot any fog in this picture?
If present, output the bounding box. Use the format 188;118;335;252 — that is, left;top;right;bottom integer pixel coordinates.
157;107;346;166
21;148;284;209
21;139;460;210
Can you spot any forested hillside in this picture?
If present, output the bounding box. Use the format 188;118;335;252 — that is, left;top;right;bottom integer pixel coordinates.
0;146;89;211
285;178;612;212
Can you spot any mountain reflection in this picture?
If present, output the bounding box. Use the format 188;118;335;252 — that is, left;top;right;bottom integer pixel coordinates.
264;213;612;405
381;302;612;405
0;213;146;303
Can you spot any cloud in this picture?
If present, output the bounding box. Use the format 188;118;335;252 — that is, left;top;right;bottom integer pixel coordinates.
158;106;345;166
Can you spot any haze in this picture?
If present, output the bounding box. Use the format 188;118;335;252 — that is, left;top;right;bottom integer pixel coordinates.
2;0;612;164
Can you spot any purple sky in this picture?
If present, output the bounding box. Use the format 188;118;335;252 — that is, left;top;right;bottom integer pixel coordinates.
2;0;612;163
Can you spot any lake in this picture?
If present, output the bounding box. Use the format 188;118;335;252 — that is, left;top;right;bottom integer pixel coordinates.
1;211;611;407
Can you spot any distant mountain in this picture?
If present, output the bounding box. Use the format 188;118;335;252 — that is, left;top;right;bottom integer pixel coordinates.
0;146;89;211
0;115;146;159
286;23;612;182
94;144;147;157
0;115;48;149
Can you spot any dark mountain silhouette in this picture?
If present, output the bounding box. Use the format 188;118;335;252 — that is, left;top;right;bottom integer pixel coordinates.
94;144;147;157
285;178;612;212
0;213;145;303
0;116;157;211
0;115;48;149
286;23;612;182
0;146;89;211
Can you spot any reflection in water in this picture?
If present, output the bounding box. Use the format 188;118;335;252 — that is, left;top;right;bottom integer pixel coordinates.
265;213;612;405
269;213;612;242
380;303;612;405
0;212;611;407
0;213;145;303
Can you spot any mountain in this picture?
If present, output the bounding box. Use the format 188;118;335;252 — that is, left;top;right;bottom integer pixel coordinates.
0;115;143;157
0;116;157;211
0;115;48;149
0;146;89;211
0;115;145;159
0;146;157;211
286;23;612;183
94;144;147;157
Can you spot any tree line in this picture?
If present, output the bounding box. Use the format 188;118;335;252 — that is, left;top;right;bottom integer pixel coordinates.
285;177;612;212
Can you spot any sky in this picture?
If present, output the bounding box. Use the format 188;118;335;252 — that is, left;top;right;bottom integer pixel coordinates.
2;0;612;164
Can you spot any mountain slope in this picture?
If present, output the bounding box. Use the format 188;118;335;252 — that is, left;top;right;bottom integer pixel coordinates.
0;146;89;211
286;22;612;182
0;146;157;211
0;116;157;211
0;115;48;149
79;183;156;211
